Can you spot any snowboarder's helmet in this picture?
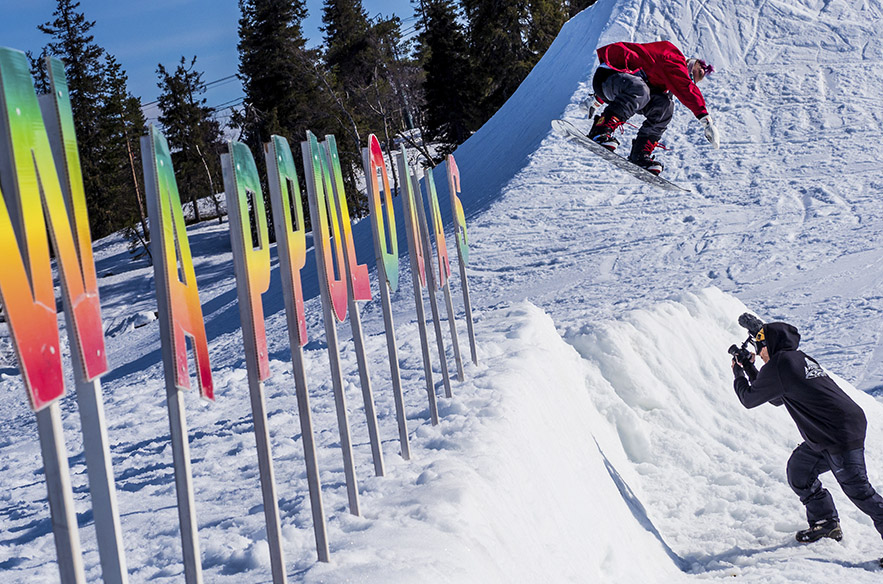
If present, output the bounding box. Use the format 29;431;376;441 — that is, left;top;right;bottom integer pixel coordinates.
688;58;714;83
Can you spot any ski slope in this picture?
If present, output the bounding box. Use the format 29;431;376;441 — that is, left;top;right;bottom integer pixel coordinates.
4;0;883;581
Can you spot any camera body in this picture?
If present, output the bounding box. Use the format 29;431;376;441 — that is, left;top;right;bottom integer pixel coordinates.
729;312;764;368
728;342;753;367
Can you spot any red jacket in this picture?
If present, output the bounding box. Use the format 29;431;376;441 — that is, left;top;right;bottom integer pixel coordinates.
596;41;708;118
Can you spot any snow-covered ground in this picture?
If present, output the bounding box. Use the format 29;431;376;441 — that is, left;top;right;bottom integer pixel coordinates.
4;0;883;581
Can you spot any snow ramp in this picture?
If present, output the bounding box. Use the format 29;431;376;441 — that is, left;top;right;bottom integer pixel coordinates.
302;288;883;582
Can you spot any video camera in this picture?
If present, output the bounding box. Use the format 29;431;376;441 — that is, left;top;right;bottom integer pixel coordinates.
728;312;764;367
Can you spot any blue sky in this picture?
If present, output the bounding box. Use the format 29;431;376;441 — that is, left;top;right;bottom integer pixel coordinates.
2;0;417;127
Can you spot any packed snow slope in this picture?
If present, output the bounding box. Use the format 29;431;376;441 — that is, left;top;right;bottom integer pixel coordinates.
4;0;883;582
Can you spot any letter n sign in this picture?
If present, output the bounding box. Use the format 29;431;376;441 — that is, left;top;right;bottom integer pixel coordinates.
0;48;109;410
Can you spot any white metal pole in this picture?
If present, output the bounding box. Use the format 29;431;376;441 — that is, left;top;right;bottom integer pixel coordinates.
445;156;479;366
71;374;129;584
247;379;288;583
143;131;203;584
459;260;478;366
362;142;410;457
426;171;465;382
36;403;86;584
323;137;384;477
222;148;288;583
412;172;453;398
164;383;203;584
290;345;330;560
346;297;386;476
302;136;360;516
396;149;440;425
263;137;329;561
441;279;465;381
376;281;410;458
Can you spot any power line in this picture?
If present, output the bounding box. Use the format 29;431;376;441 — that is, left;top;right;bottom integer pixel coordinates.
141;73;242;107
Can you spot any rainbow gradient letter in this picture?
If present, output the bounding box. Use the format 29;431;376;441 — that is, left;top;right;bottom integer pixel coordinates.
265;135;308;345
424;169;452;288
223;141;271;380
0;48;109;410
446;155;469;265
142;125;214;400
364;135;399;291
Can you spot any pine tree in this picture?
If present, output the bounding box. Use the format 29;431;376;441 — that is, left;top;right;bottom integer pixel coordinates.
99;55;149;250
322;0;377;95
38;0;108;235
364;16;425;183
416;0;480;153
26;49;51;93
156;56;224;224
236;0;335;230
38;0;148;243
460;0;533;124
527;0;568;61
320;0;381;217
567;0;598;18
237;0;331;151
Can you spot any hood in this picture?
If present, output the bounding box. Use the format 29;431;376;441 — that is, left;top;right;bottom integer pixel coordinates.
763;322;801;356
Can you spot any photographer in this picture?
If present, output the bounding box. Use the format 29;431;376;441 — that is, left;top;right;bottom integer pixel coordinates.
732;319;883;547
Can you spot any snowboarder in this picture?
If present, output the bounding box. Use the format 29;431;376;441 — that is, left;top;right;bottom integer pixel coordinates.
732;321;883;551
586;40;720;175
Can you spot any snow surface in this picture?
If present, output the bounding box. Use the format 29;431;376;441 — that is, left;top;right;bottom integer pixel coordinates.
4;0;883;581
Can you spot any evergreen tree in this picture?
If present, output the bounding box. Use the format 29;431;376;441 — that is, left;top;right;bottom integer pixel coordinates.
38;0;148;243
156;56;224;224
365;16;426;180
237;0;330;151
416;0;480;154
98;55;149;249
26;49;51;94
567;0;598;18
38;0;108;235
237;0;334;230
320;0;381;217
460;0;533;124
322;0;376;94
527;0;568;60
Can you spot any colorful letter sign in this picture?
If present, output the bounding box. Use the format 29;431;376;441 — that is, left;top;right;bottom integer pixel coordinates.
446;154;478;366
303;132;349;321
0;48;109;410
424;169;452;288
363;135;410;459
364;135;399;291
223;141;271;380
265;135;308;345
142;125;214;400
324;135;372;303
446;155;469;265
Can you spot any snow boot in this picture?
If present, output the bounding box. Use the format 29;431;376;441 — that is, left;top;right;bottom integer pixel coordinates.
587;114;625;151
795;518;843;543
628;136;664;175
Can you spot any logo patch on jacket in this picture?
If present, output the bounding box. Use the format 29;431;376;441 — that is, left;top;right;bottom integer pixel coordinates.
805;359;828;380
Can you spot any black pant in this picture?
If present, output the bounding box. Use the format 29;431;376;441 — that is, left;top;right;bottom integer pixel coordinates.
592;67;674;142
787;442;883;537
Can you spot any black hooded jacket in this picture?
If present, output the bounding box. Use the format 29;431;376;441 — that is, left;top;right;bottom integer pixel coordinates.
734;322;866;453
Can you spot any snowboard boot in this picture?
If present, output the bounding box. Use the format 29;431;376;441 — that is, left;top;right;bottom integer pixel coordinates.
587;114;625;151
628;136;664;175
795;518;843;543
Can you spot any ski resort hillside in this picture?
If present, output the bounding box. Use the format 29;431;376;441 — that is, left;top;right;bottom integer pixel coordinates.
4;0;883;582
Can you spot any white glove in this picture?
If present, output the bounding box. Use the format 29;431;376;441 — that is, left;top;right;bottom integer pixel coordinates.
699;114;720;149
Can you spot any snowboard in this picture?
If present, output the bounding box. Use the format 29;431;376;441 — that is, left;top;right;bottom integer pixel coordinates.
551;119;690;193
